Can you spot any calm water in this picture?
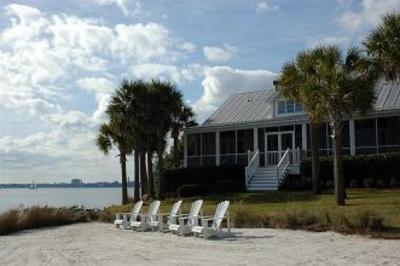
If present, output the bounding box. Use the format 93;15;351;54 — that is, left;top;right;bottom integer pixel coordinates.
0;188;134;213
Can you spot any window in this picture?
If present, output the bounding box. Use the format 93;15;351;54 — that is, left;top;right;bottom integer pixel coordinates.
278;101;286;114
277;100;304;115
287;101;294;113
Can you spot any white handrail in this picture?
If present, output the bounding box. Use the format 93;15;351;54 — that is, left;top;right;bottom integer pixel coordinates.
245;150;259;187
276;148;290;186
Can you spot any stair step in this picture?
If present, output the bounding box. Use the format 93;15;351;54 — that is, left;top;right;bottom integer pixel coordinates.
247;186;278;191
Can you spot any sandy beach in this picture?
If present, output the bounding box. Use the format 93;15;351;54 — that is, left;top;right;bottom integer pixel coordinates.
0;223;399;265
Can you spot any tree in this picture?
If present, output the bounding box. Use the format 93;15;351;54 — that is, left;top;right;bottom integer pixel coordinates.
283;45;376;205
364;12;400;82
147;80;184;199
171;105;197;167
106;80;142;202
279;51;324;194
96;122;131;205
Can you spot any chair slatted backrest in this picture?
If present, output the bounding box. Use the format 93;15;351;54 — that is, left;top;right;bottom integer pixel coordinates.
147;200;161;222
212;201;230;230
131;200;143;221
188;200;203;226
168;200;183;225
170;200;183;216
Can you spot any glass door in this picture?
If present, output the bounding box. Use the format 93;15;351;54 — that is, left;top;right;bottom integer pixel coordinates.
265;133;279;166
265;131;294;166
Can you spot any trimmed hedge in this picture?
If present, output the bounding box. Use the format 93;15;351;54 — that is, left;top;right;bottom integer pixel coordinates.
163;165;245;194
300;152;400;189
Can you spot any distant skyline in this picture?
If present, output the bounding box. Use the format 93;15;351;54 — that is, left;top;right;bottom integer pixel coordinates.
1;0;399;183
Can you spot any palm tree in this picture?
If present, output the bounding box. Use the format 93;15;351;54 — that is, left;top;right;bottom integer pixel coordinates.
171;105;197;167
96;122;131;205
147;80;184;199
279;51;324;194
283;45;376;205
106;80;141;202
364;12;400;82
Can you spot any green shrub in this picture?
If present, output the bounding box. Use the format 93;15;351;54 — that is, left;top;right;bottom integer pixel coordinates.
300;152;400;189
164;165;245;194
177;184;207;197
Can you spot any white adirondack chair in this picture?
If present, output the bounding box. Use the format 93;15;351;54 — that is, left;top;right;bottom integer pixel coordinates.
114;200;143;229
150;200;183;231
191;201;231;238
169;199;203;236
131;200;161;231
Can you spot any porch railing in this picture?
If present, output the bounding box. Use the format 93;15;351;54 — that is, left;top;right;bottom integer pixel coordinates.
276;148;290;186
265;147;302;166
245;150;259;187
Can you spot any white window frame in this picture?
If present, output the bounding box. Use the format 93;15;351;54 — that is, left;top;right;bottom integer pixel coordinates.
276;100;305;116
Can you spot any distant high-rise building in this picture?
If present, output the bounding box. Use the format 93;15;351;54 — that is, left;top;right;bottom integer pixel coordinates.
71;178;83;185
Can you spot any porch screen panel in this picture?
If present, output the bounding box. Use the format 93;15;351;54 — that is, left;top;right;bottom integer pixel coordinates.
258;128;265;167
202;132;216;166
341;121;350;155
187;133;201;167
378;116;400;153
319;123;329;156
220;130;236;165
237;129;253;165
355;118;377;154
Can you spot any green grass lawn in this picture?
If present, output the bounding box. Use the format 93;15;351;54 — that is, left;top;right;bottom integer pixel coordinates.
106;189;400;237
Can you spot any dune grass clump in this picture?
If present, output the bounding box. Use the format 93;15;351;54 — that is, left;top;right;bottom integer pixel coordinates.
0;210;20;235
0;206;91;236
230;205;388;237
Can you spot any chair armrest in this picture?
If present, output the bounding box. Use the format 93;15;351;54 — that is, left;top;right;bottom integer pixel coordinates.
157;213;170;217
115;212;132;216
202;216;227;222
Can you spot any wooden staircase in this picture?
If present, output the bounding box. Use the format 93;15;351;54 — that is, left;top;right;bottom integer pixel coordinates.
245;149;292;191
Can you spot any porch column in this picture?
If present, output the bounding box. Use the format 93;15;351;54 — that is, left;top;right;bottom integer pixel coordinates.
253;128;258;151
216;131;220;166
183;133;188;167
301;123;307;151
349;119;355;156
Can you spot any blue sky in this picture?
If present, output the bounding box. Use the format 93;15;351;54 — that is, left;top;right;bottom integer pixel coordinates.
0;0;399;183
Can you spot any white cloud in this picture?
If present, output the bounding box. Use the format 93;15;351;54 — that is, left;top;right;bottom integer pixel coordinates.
177;41;196;53
256;1;279;14
131;64;182;83
84;0;141;16
338;0;400;31
306;35;351;49
203;45;234;62
192;66;277;122
0;4;194;182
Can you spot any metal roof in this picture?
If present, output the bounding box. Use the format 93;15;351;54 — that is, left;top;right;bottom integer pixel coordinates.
374;80;400;111
198;81;400;128
201;89;277;127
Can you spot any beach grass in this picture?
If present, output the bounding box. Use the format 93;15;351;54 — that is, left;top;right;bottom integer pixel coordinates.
106;189;400;238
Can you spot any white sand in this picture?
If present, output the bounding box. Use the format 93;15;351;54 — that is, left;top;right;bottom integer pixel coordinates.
0;223;399;266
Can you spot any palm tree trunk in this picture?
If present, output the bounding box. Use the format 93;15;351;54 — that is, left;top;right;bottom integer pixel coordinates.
156;138;165;200
147;152;155;198
332;120;345;206
133;138;140;202
139;150;147;197
120;152;129;205
310;122;321;194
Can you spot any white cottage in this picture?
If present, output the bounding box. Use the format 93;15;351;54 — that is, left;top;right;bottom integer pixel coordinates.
183;81;400;191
